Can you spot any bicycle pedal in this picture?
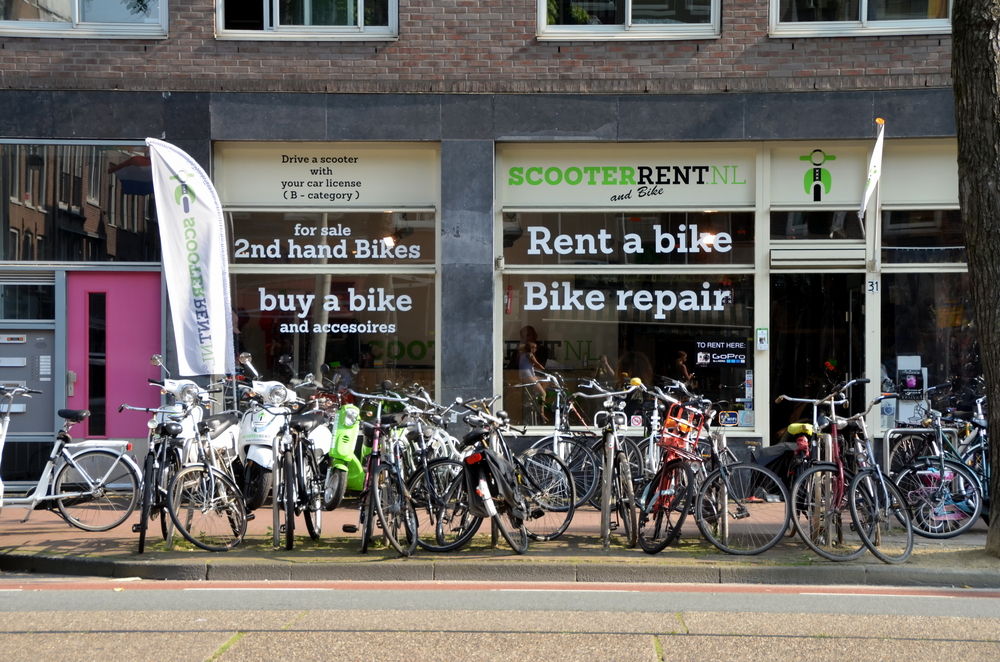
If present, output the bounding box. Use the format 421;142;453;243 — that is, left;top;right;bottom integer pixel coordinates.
279;524;287;534
131;523;143;533
609;522;619;531
342;524;358;533
246;512;255;521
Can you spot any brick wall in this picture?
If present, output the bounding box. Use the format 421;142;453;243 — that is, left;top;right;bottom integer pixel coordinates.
0;0;952;93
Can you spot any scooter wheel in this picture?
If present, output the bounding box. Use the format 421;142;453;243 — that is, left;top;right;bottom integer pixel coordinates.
243;461;273;512
323;467;348;511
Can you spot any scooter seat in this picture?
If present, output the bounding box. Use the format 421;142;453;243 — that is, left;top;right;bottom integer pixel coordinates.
291;410;328;434
199;413;239;439
156;421;185;438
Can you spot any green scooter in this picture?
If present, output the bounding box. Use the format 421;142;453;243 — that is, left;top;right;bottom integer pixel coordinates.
323;402;368;510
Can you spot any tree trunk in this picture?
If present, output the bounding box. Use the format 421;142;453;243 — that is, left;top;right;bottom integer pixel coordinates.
952;0;1000;557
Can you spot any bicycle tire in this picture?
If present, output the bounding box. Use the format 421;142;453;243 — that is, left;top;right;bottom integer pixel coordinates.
600;432;613;548
359;464;377;554
613;450;638;548
637;459;691;554
167;465;247;552
406;458;482;552
54;449;139;532
790;464;866;561
697;463;791;556
282;449;295;550
894;458;983;539
849;469;913;564
887;433;935;478
590;436;643;509
961;440;990;518
529;435;599;508
494;491;529;554
137;453;155;553
302;451;323;540
518;449;576;542
373;463;417;557
159;452;180;545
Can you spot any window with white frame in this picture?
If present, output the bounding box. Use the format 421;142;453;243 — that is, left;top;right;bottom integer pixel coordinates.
772;0;950;36
0;0;167;38
218;0;397;40
539;0;720;40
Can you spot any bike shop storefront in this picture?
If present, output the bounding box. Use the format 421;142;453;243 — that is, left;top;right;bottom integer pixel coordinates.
494;139;976;446
214;142;440;397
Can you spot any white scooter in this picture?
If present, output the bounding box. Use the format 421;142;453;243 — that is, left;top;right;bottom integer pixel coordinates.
234;353;333;512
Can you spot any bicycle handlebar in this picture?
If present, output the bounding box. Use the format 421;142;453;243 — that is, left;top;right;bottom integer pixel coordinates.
0;385;43;396
774;377;870;406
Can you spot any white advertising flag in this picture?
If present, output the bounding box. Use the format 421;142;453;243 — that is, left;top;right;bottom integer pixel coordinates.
146;138;235;376
859;118;885;220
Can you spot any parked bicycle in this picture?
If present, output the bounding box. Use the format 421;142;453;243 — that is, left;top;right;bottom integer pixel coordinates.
1;384;141;531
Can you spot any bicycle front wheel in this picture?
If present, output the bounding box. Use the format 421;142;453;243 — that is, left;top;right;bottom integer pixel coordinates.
518;449;576;542
137;453;155;553
697;463;790;556
849;470;913;564
54;450;139;532
494;495;529;555
159;452;180;545
637;459;691;554
373;464;418;557
599;433;613;548
281;450;296;550
613;451;638;548
168;465;247;552
790;464;865;561
302;451;323;540
894;459;983;539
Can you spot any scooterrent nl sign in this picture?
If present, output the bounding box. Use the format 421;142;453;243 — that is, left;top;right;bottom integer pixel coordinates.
147;138;235;377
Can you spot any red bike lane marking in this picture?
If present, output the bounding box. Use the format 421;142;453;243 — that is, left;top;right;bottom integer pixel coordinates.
2;579;998;599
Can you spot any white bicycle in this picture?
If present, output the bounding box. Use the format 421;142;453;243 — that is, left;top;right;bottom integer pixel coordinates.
0;384;141;531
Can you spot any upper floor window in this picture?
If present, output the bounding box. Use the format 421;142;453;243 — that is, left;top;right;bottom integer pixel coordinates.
0;0;168;38
772;0;950;36
539;0;720;40
218;0;397;40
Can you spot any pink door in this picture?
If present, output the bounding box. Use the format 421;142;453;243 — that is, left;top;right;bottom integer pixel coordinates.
67;272;162;438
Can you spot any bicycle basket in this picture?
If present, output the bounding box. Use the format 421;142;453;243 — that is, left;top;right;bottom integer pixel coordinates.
658;403;705;450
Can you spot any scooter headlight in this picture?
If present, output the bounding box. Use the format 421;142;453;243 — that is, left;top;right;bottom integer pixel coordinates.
178;384;200;404
342;406;359;427
264;384;289;405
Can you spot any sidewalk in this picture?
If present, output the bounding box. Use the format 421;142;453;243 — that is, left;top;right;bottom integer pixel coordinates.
2;500;998;587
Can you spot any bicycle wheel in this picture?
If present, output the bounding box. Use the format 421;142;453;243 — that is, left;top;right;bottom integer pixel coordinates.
54;449;139;532
494;491;529;554
359;470;377;554
530;435;599;508
697;463;791;556
406;458;482;552
887;434;934;478
613;451;638;548
637;459;691;554
599;433;613;548
790;464;865;561
281;449;295;550
894;459;983;538
518;449;576;542
961;440;990;517
168;465;247;552
159;452;180;545
590;436;643;509
137;453;155;553
302;451;323;540
373;463;417;557
849;469;913;564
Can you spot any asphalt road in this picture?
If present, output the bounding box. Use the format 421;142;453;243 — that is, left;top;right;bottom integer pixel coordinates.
1;577;999;662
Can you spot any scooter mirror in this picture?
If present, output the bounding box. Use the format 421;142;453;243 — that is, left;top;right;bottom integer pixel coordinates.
238;352;252;365
279;354;292;365
381;380;395;391
303;373;315;383
454;397;464;405
320;363;330;374
150;354;164;367
350;363;360;375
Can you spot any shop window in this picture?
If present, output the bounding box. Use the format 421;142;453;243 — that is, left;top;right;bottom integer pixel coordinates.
219;0;396;40
881;209;964;264
772;0;950;36
0;0;167;38
1;143;159;263
0;284;55;320
231;273;436;395
229;211;435;266
502;272;754;427
880;272;979;424
770;210;864;240
539;0;721;40
504;212;754;267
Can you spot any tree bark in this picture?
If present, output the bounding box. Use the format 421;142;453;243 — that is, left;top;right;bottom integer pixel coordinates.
952;0;1000;557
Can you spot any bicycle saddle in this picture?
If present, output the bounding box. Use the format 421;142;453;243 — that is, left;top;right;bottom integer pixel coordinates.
57;409;90;423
